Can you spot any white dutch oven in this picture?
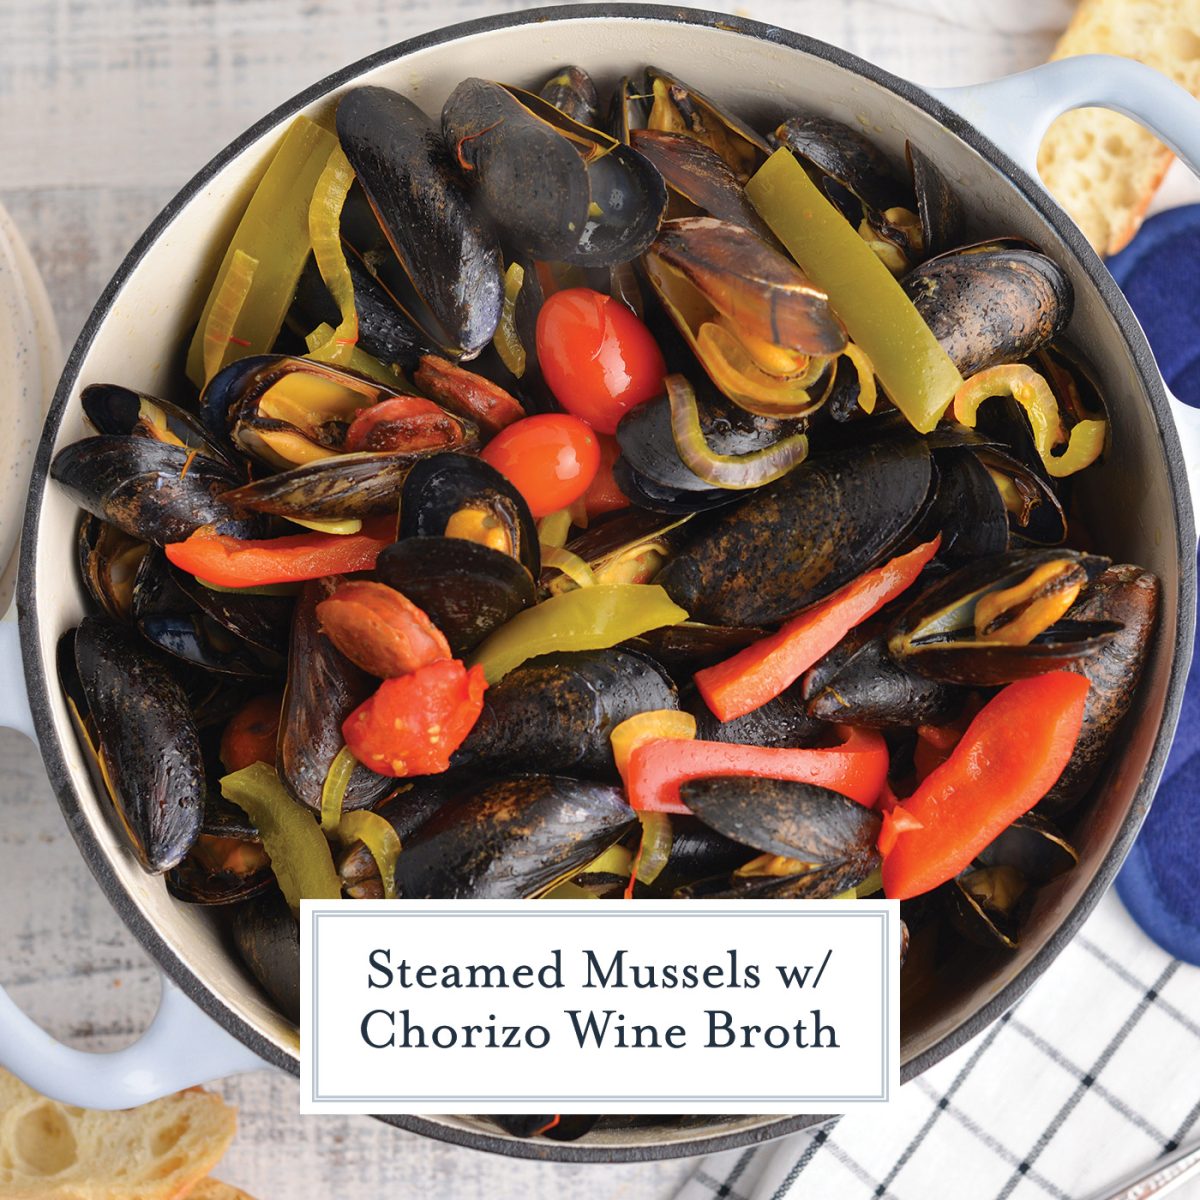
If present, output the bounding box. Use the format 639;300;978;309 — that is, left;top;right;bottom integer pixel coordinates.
3;5;1200;1162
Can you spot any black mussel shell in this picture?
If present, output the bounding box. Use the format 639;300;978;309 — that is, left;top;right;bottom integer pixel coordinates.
400;452;539;577
626;621;765;678
132;550;285;678
77;514;148;623
278;578;394;813
903;248;1073;377
233;890;301;1023
607;75;649;144
888;549;1118;686
167;830;273;905
443;79;667;266
52;436;247;546
681;776;880;873
82;383;238;469
977;813;1078;885
171;566;293;659
657;435;933;626
73;615;205;873
611;457;739;514
538;65;600;128
336;86;503;358
375;536;535;656
1038;565;1160;815
805;635;966;729
925;448;1010;564
973;446;1067;547
775;114;913;215
645;815;756;896
947;866;1027;950
631;129;776;241
455;648;677;778
492;1114;601;1142
393;775;637;899
906;141;965;259
690;682;827;748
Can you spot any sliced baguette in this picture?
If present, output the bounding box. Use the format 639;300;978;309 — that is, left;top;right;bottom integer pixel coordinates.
0;1069;236;1200
1037;0;1200;256
185;1180;258;1200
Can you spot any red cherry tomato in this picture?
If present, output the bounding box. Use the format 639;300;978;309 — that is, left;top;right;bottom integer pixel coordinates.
480;413;600;518
536;288;667;434
582;434;629;520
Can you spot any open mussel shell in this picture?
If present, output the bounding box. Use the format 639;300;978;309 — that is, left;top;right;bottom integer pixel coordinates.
336;86;503;358
167;827;273;905
455;648;678;778
221;450;435;520
338;777;457;898
233;890;301;1024
375;536;535;656
615;382;806;495
82;383;238;470
902;246;1073;377
644;68;770;182
72;615;205;873
611;457;739;515
947;866;1027;950
657;435;933;626
924;448;1010;564
1038;565;1160;816
442;78;667;266
645;216;847;358
51;436;248;546
689;682;827;749
78;514;148;623
977;814;1078;885
132;550;286;678
906;141;965;259
538;65;600;128
631;129;776;240
973;446;1068;547
492;1115;601;1142
644;815;756;897
888;549;1118;686
805;635;966;729
172;568;292;660
278;578;394;813
545;509;691;596
400;453;539;577
393;775;637;899
775;114;913;216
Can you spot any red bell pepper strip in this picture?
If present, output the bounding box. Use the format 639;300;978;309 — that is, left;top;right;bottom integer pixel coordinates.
695;536;940;722
343;658;487;778
626;724;889;814
165;518;394;588
881;672;1090;900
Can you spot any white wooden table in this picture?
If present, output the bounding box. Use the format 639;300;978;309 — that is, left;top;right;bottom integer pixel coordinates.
0;1;1060;1194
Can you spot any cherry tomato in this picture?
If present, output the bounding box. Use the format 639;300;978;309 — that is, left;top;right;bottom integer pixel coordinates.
582;434;629;520
536;288;666;434
480;413;600;518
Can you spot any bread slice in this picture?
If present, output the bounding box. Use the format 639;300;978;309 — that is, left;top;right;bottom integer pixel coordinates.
1037;0;1200;256
185;1180;258;1200
0;1070;236;1200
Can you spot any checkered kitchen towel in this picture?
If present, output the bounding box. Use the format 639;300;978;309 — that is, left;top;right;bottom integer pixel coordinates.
677;894;1200;1200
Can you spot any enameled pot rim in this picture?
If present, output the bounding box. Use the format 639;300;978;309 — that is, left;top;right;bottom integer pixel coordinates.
17;3;1196;1162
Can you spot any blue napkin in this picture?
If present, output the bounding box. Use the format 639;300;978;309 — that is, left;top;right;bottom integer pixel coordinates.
1110;204;1200;965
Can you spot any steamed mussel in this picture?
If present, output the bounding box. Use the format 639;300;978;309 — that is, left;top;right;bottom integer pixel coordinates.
49;59;1160;1147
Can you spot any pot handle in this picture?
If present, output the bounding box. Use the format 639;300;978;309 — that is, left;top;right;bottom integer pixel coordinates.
0;618;266;1108
930;54;1200;508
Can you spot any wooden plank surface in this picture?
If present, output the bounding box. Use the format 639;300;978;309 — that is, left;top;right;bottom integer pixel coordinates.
0;1;1054;1193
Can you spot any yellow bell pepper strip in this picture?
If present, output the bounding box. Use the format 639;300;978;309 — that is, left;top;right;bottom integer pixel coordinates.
880;672;1089;899
493;262;527;378
666;374;810;488
470;584;689;683
840;343;878;415
696;536;940;722
166;517;395;588
187;116;337;387
609;709;697;781
306;145;360;367
626;724;889;814
303;323;400;387
537;508;573;549
202;250;258;385
220;762;341;909
953;364;1107;479
335;810;402;900
746;148;964;434
319;744;358;834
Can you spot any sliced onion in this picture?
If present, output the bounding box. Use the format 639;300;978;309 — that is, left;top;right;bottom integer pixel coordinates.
319;743;358;834
841;342;877;415
666;374;809;488
540;544;596;590
306;147;359;367
336;809;402;900
493;262;527;378
202;249;258;386
634;812;674;885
